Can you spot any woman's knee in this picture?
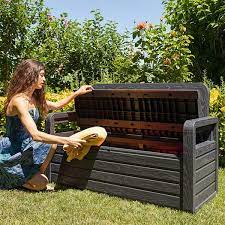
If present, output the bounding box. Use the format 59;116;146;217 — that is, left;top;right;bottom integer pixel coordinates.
71;126;107;145
85;126;107;146
92;126;107;141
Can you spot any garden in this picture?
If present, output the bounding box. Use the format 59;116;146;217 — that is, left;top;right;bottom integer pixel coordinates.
1;0;225;224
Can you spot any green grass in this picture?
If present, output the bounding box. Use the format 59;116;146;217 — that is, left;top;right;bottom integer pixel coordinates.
1;169;225;225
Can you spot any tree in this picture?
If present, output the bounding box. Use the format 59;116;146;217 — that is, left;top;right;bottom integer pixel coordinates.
0;0;45;92
0;2;135;92
132;21;193;82
163;0;225;83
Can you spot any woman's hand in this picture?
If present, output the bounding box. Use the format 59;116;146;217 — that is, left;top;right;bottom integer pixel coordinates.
46;85;94;111
76;85;93;96
66;137;87;149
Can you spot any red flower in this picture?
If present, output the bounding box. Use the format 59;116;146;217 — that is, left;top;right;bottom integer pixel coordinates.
137;22;147;30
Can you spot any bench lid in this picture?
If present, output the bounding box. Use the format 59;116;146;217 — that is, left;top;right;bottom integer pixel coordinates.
74;83;209;152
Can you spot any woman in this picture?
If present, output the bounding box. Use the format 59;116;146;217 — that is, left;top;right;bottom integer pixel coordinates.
0;59;107;191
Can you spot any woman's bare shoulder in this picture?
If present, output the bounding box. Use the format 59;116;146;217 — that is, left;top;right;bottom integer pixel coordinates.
6;94;29;116
11;94;29;106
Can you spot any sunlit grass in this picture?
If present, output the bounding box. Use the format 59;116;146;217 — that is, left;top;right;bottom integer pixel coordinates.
0;169;225;225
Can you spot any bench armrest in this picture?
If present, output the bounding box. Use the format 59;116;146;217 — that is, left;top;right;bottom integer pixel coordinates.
182;116;218;212
184;116;218;130
45;111;77;135
183;116;218;147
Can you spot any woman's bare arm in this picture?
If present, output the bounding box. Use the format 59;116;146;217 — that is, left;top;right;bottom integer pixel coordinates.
47;85;93;110
13;97;86;147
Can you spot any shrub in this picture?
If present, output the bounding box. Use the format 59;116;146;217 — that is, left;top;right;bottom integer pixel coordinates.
208;84;225;166
0;1;133;92
0;90;76;135
132;21;193;82
1;86;225;167
163;0;225;84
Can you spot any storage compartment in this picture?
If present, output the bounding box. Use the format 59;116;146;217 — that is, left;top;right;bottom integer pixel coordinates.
45;83;218;213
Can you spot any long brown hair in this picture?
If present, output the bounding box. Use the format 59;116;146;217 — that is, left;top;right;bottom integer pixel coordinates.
4;59;48;117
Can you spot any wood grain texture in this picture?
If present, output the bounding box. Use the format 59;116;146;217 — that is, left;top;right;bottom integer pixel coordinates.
57;165;180;195
196;140;216;157
85;148;180;170
195;172;216;195
45;83;219;213
183;116;218;213
195;182;216;210
195;161;216;182
57;177;181;209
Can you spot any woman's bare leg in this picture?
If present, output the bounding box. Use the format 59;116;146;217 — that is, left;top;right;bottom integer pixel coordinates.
22;127;107;191
64;126;107;161
76;127;107;139
39;144;57;173
22;144;57;191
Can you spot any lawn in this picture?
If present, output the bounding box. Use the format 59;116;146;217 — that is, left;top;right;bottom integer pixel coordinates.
0;169;225;225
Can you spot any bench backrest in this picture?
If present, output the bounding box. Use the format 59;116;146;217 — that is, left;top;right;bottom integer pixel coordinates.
75;83;209;154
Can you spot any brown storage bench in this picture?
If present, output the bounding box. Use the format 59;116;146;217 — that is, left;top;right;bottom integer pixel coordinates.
45;83;218;213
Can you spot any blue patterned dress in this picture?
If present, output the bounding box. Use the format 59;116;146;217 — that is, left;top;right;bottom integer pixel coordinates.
0;108;51;189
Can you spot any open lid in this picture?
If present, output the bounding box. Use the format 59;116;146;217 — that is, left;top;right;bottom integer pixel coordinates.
75;83;209;122
74;83;209;152
91;83;209;117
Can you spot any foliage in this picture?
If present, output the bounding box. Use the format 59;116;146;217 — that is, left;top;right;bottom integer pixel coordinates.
44;90;77;132
132;21;193;82
163;0;225;83
0;0;45;89
0;81;5;96
31;10;139;89
0;1;134;92
0;90;75;135
45;90;74;112
27;11;82;91
208;83;225;166
77;10;129;85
